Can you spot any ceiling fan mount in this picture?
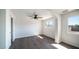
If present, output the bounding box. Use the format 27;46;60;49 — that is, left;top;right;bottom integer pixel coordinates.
34;14;38;19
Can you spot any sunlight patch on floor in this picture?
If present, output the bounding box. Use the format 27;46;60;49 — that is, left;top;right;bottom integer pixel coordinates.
37;35;44;39
51;44;68;49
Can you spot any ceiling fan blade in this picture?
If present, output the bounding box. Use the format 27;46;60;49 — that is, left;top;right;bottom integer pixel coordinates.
37;17;43;18
26;12;43;20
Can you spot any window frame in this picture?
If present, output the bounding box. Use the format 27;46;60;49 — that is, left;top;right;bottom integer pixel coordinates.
67;15;79;34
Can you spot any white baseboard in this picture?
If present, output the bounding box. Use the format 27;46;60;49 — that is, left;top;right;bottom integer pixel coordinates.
62;39;79;48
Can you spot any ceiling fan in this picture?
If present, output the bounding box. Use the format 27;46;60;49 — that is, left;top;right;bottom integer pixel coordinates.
28;12;43;19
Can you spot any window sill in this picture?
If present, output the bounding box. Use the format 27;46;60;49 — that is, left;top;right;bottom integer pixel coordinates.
67;31;79;35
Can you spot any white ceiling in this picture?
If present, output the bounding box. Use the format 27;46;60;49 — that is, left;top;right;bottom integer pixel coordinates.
11;9;67;20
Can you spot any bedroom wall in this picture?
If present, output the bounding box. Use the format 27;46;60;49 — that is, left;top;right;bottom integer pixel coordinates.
5;10;12;48
61;10;79;48
42;17;57;39
55;14;62;43
0;9;6;48
14;14;42;39
0;9;13;49
5;9;16;48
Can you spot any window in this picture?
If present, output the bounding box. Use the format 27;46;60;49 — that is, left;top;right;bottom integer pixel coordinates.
68;16;79;32
46;20;53;27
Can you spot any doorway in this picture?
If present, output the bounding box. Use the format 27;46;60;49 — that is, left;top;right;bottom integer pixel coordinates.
11;17;13;45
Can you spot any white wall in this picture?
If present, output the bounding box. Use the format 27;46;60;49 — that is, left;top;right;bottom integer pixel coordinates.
55;14;62;43
42;17;57;39
61;10;79;47
5;10;12;48
0;9;6;48
0;9;12;49
0;9;15;49
14;14;42;38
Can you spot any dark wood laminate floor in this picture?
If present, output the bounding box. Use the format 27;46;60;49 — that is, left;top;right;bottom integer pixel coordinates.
10;35;79;49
